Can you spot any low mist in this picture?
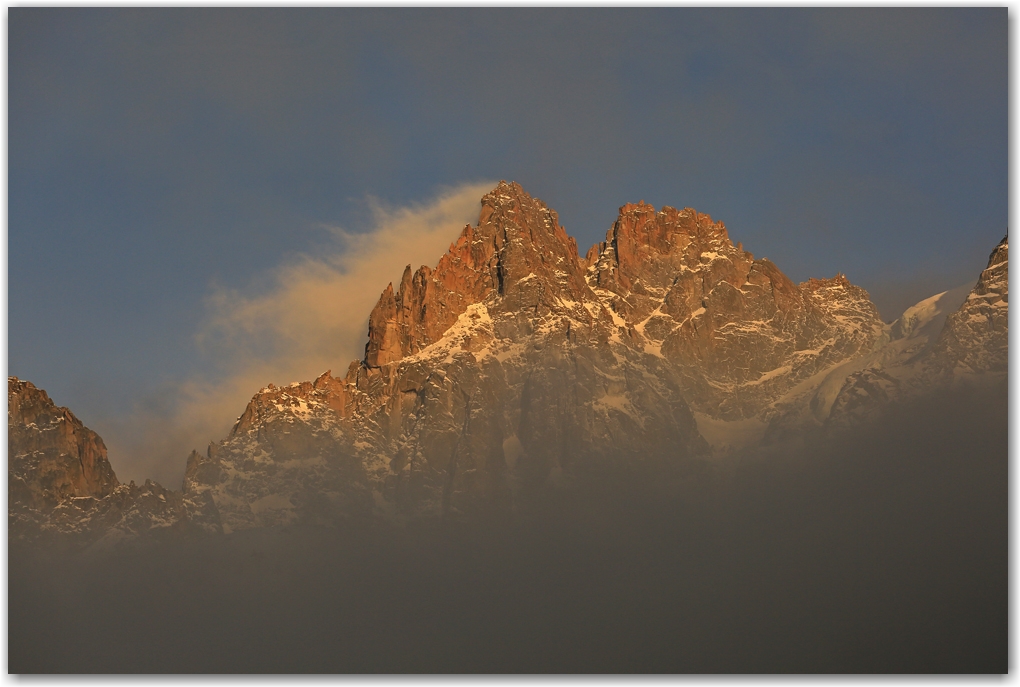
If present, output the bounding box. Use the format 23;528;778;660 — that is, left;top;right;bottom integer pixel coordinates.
9;381;1006;673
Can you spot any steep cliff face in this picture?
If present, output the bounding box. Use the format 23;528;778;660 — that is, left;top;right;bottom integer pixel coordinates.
364;182;589;366
9;378;185;544
9;378;119;510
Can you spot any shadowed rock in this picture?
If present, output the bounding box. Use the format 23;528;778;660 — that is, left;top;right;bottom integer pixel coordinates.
8;378;186;545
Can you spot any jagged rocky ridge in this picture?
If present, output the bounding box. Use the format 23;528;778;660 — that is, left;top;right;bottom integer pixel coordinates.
185;183;715;531
8;183;1008;541
819;235;1008;427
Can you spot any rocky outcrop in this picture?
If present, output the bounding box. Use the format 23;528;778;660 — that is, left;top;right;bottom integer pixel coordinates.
9;378;119;510
8;378;186;544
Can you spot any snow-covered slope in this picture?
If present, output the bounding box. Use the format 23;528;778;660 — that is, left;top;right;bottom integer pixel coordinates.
889;282;974;343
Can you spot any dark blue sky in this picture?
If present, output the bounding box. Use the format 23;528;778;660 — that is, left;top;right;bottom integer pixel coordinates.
8;9;1007;483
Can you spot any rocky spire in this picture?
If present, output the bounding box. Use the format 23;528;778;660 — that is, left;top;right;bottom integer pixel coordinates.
364;181;589;367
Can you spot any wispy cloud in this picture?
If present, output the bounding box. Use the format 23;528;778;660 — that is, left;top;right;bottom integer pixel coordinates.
102;181;495;486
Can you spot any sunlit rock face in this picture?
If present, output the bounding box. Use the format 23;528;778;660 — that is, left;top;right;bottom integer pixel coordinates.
8;377;120;509
8;378;185;544
364;182;589;367
183;182;887;530
585;202;886;420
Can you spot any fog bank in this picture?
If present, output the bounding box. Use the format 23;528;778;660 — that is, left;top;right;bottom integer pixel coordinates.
10;381;1006;673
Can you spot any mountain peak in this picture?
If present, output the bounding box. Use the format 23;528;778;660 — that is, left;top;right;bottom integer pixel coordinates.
926;233;1008;375
802;273;851;291
364;181;590;367
617;200;656;215
585;203;738;293
8;376;120;507
988;234;1008;267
